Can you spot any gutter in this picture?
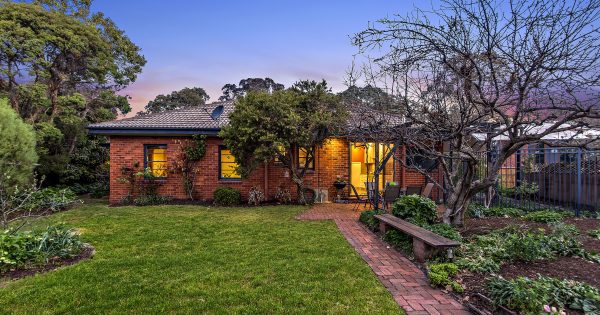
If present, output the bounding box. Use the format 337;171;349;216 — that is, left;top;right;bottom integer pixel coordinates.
86;127;221;136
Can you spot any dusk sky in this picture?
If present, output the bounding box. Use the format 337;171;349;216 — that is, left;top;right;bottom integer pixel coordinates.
91;1;418;116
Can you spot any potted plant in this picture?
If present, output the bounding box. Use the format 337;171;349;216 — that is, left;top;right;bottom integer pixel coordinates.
333;175;347;190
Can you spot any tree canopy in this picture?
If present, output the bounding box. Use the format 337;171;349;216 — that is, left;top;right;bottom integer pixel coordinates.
139;87;210;115
0;0;145;188
220;80;347;203
219;78;284;101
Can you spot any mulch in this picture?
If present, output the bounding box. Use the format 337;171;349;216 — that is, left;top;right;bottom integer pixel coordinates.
0;245;95;282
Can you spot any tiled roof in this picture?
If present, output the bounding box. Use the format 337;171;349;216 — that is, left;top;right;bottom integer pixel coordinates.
87;101;234;133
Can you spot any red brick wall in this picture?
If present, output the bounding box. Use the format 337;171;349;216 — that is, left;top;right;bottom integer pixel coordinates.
108;135;443;205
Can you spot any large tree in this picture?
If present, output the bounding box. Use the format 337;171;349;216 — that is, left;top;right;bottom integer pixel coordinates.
0;0;145;187
218;78;284;101
138;87;210;115
353;0;600;225
220;80;347;204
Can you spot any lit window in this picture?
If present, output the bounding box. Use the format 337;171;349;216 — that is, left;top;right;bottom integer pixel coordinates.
144;145;167;177
219;147;241;179
298;147;314;170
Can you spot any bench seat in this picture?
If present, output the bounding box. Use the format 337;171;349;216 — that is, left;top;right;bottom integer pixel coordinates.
374;214;460;262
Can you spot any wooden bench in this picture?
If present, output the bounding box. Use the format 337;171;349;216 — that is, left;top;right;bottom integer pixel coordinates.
374;214;460;262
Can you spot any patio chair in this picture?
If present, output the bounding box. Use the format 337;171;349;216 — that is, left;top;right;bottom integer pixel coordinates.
382;185;402;211
421;183;435;199
405;186;421;196
348;183;368;211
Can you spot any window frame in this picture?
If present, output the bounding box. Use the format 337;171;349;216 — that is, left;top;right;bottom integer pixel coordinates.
218;145;242;180
144;144;168;178
297;146;315;170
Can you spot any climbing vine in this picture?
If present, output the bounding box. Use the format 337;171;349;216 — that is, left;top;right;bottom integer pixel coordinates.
172;135;206;199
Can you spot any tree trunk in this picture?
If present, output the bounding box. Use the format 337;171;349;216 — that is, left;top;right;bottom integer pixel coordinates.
443;161;477;226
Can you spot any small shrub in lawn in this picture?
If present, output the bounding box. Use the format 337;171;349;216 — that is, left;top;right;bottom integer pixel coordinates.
213;187;241;206
359;210;381;231
392;194;437;226
523;210;567;223
247;186;265;206
427;263;463;292
487;275;600;314
0;224;83;272
588;229;600;240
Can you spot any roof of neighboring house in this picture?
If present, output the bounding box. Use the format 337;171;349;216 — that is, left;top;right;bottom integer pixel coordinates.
87;101;235;136
471;122;600;142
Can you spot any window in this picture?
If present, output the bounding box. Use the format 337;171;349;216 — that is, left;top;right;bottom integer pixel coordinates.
219;146;241;180
406;148;438;172
144;145;167;178
297;147;314;170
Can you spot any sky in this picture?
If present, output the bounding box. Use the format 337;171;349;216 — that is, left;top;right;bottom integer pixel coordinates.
91;0;419;116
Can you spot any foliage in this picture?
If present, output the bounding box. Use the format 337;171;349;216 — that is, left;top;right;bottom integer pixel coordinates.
221;80;347;204
523;210;568;223
589;229;600;240
487;275;600;314
0;1;144;188
247;186;265;206
359;210;381;231
427;263;463;292
25;187;80;213
139;87;210;115
213;187;241;206
391;194;437;226
514;180;540;196
0;99;38;190
383;230;413;254
274;186;292;204
468;204;524;218
0;224;82;272
171;136;206;200
422;223;462;242
219;78;284;101
456;224;584;273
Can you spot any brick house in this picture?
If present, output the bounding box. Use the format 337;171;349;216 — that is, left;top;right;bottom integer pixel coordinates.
88;101;442;205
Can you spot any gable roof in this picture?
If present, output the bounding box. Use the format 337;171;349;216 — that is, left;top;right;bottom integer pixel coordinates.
87;101;235;136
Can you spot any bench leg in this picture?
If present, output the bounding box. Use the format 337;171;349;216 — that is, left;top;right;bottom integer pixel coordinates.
412;239;438;262
379;221;387;233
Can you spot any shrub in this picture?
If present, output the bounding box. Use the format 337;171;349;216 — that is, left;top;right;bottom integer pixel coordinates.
523;210;567;223
213;187;241;206
0;224;83;272
359;210;380;231
25;187;80;212
248;186;265;206
392;194;437;226
487;275;600;314
133;195;171;206
427;263;463;292
589;229;600;240
275;186;291;204
423;223;462;242
383;230;413;254
468;204;524;218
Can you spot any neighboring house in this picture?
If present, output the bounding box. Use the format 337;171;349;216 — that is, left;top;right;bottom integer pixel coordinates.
88;101;442;205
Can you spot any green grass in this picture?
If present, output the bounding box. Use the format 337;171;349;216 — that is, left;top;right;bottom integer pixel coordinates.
0;202;401;314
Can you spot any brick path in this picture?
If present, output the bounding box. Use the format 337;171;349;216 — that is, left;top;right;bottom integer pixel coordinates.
298;204;470;315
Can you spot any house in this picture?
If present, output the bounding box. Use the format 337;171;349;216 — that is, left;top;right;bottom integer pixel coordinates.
88;101;442;205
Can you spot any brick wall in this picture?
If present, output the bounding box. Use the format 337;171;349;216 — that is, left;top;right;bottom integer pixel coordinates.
108;135;442;205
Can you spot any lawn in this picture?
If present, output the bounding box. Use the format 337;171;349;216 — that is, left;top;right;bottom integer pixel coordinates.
0;202;401;314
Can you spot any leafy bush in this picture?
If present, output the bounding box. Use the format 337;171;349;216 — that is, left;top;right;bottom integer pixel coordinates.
589;229;600;240
25;187;80;212
275;186;292;204
359;210;381;231
427;263;463;292
523;210;567;223
487;275;600;314
0;224;83;272
456;224;584;273
392;194;437;226
423;223;462;242
248;186;265;206
383;230;413;254
468;204;524;218
133;195;171;206
213;187;241;206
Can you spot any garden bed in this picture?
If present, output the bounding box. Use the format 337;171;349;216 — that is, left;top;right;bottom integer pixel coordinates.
1;244;94;282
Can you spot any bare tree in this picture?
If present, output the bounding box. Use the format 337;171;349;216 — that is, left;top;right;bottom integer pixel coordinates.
352;0;600;225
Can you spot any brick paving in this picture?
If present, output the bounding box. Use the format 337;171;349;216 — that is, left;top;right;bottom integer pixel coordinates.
298;204;470;315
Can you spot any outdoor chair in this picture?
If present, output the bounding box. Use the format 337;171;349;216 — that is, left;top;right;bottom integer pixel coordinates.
348;183;369;211
382;185;402;211
421;183;434;199
405;186;421;196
